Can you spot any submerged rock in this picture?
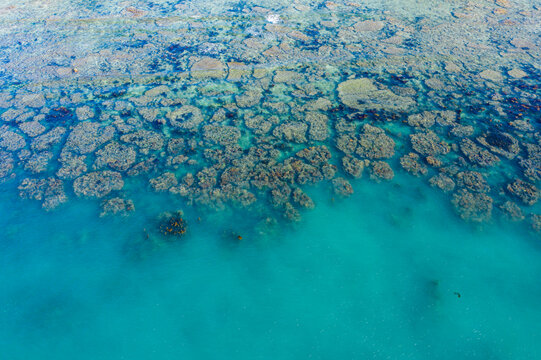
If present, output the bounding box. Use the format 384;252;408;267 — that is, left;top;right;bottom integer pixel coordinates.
166;105;204;132
273;121;308;143
73;171;124;198
159;211;187;237
460;139;499;167
531;214;541;233
56;152;87;179
31;127;66;151
477;132;520;159
94;142;137;171
519;144;541;181
356;124;395;159
100;197;135;217
452;189;493;222
400;153;427;176
0;151;14;179
499;201;525;222
429;173;455;192
150;172;178;192
370;161;394;181
410;131;450;157
506;179;538;206
332;177;353;197
18;177;67;210
120;130;164;153
342;156;364;178
456;171;489;193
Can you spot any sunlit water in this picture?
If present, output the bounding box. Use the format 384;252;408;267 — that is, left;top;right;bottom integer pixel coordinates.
0;0;540;359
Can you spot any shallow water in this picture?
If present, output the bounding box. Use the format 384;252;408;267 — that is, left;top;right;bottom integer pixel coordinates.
0;0;540;359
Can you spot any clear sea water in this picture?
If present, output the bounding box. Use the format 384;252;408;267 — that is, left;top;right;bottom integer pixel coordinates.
1;0;540;359
2;174;540;359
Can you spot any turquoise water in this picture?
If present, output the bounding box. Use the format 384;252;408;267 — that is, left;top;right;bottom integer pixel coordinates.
2;174;541;359
1;0;541;358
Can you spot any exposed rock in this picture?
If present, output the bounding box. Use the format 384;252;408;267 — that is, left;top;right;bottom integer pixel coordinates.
450;124;474;138
203;125;241;146
335;134;357;155
353;20;384;32
452;189;493;222
120;130;164;153
75;106;95;121
236;88;263;108
19;121;46;137
356;124;395;159
425;156;442;167
17;93;45;108
166;105;204;131
64;122;115;154
191;57;226;79
479;69;503;82
0;127;26;151
506;179;538;206
337;78;414;112
508;68;527;79
73;171;124;198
